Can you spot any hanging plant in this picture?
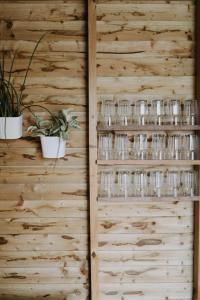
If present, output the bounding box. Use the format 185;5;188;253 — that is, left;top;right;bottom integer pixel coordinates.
0;34;45;139
27;109;80;158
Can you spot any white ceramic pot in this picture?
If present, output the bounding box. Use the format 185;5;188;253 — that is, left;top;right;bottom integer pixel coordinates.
0;115;23;139
40;136;66;158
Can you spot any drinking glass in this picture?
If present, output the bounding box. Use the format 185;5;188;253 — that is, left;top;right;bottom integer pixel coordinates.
98;133;113;160
184;134;197;160
117;170;130;198
152;133;166;160
117;100;131;126
183;100;198;125
114;134;129;160
136;100;148;125
168;135;182;160
133;171;148;197
168;171;181;197
150;170;164;197
169;100;181;125
132;134;148;160
152;100;165;125
99;170;114;198
100;100;116;126
181;170;196;196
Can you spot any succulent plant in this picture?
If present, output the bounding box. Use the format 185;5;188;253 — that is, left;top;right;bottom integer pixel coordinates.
27;109;80;140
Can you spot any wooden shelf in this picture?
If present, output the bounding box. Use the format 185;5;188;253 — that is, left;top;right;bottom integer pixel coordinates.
98;196;200;202
97;124;200;132
97;160;200;166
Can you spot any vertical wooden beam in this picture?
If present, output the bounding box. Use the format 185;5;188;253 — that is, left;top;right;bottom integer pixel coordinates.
194;1;200;300
88;1;99;299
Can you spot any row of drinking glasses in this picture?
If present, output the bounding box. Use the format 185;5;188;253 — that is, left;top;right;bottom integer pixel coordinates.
99;169;197;198
98;133;197;160
100;99;199;126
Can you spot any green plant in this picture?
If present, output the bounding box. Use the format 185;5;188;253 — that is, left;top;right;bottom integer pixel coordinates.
27;109;80;140
0;34;45;117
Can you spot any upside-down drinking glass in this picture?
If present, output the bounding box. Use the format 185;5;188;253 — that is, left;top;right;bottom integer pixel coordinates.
152;133;166;160
100;100;116;126
117;170;130;198
99;170;114;198
183;100;198;125
98;133;113;160
181;170;196;196
133;134;148;160
117;100;131;126
136;100;148;125
170;100;181;125
114;134;129;160
152;99;165;125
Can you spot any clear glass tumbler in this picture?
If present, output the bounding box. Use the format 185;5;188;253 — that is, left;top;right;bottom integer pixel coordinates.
117;100;131;126
133;171;148;197
152;133;166;160
99;170;114;198
181;170;196;196
100;100;116;126
150;170;164;197
168;170;181;197
136;100;148;125
114;133;129;160
133;133;148;160
169;100;182;125
168;135;182;160
117;170;130;198
183;100;198;125
152;99;165;125
98;133;113;160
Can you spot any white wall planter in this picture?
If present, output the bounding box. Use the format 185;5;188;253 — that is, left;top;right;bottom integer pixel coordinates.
40;136;66;158
0;115;23;139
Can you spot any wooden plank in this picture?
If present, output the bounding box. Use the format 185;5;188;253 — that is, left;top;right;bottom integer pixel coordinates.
97;21;193;42
97;41;193;57
0;283;88;300
96;2;193;21
97;76;193;94
0;200;88;218
0;234;87;251
0;218;87;234
3;56;86;77
194;0;200;298
0;250;88;268
0;267;88;284
98;216;193;234
0;148;87;166
97;124;200;131
98;250;193;267
88;0;99;299
98;202;193;217
0;183;87;200
96;57;193;77
0;3;85;21
99;283;192;300
0;40;86;53
97;160;200;166
99;265;192;283
98;196;200;203
98;233;192;251
0;167;87;184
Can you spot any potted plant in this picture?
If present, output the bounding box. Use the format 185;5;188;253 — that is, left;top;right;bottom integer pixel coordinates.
27;109;80;158
0;34;44;139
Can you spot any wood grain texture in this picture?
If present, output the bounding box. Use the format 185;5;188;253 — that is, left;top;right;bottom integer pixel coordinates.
0;1;89;299
96;1;194;299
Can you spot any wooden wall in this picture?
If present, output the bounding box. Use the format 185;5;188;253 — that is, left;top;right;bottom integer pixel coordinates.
96;0;194;299
0;1;89;299
0;0;195;299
